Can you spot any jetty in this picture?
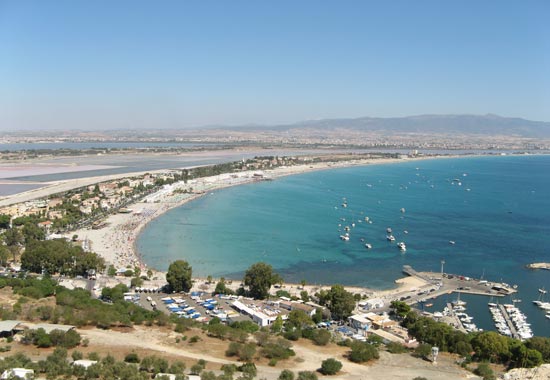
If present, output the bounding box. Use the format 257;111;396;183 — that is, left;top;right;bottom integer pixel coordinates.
526;262;550;270
445;302;467;333
498;304;520;340
402;265;517;299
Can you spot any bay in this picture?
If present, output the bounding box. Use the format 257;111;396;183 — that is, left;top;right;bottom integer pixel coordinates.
138;155;550;336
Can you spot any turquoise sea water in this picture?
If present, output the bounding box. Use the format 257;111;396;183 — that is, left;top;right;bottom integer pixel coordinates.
138;155;550;336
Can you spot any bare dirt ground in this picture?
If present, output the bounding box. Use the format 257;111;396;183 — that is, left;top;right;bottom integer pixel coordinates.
75;325;480;380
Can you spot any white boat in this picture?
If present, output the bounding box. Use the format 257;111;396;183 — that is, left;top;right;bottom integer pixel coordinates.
386;227;392;233
449;240;456;245
397;242;407;251
546;314;550;319
400;208;405;213
386;235;396;242
539;288;547;294
452;293;466;307
365;243;372;249
340;235;350;241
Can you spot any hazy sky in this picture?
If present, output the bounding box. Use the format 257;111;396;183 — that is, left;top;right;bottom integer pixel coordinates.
1;1;549;131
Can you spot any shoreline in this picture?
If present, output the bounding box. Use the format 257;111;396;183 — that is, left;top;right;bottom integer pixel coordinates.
72;154;454;281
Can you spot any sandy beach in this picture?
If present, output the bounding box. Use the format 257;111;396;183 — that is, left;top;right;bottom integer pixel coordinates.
71;157;404;269
66;155;435;296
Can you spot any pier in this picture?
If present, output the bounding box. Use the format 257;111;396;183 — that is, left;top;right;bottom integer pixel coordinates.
445;302;467;333
498;304;520;340
402;265;517;299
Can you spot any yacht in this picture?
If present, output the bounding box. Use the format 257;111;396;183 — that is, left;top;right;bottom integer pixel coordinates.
386;235;396;242
386;227;392;233
340;234;350;241
397;242;407;251
365;243;372;249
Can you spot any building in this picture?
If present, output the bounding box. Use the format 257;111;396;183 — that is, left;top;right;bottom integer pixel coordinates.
231;300;288;327
1;368;34;379
348;314;372;332
0;320;22;338
72;360;98;369
359;298;385;310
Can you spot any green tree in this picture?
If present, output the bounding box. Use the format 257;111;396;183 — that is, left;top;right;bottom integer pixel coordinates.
0;214;11;229
319;285;356;320
243;262;282;299
166;260;193;293
319;358;342;375
278;369;295;380
214;278;234;295
389;300;411;318
471;331;510;363
0;245;9;266
22;222;46;242
108;264;117;276
348;341;379;363
525;337;550;362
311;329;331;346
286;309;314;330
271;315;284;333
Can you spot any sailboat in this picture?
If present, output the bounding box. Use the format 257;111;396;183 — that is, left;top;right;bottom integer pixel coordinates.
452;291;467;307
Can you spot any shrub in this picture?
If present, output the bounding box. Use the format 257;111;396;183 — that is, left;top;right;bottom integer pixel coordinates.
71;350;83;361
348;341;379;363
124;352;140;363
190;364;203;375
319;358;342;375
230;320;259;334
221;364;237;376
474;363;495;380
413;343;432;358
311;329;331;346
386;342;408;354
297;370;318;380
261;338;295;360
225;342;242;357
238;362;257;377
278;369;295;380
283;329;302;341
207;323;229;339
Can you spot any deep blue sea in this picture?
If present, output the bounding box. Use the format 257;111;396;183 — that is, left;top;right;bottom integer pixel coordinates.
138;155;550;336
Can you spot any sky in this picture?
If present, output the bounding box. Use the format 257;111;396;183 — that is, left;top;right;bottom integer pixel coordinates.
0;0;549;131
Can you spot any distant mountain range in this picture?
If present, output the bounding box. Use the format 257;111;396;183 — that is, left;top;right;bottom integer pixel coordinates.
257;114;550;138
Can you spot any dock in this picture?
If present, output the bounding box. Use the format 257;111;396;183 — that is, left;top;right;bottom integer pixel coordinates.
445;302;467;333
498;304;519;340
402;265;517;298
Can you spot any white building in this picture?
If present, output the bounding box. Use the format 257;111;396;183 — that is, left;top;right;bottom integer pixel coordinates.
1;368;34;379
